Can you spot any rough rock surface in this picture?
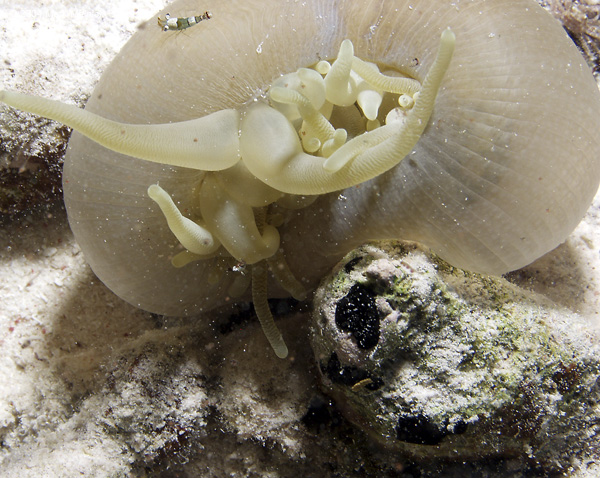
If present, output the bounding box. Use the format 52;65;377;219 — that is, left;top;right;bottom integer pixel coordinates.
312;242;600;468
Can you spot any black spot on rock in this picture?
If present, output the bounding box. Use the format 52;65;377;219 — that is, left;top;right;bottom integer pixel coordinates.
321;353;383;391
395;415;467;445
301;395;335;432
552;363;581;395
396;414;448;445
452;419;468;435
343;256;363;273
335;284;380;349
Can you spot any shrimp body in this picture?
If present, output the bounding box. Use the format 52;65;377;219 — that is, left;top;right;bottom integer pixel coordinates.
157;11;211;31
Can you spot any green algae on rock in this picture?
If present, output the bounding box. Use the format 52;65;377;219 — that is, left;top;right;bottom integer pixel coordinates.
311;242;600;463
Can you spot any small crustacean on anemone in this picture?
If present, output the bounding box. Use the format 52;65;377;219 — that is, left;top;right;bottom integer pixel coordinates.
157;11;212;32
1;0;600;358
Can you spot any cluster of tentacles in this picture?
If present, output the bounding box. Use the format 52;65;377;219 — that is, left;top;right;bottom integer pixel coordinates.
0;29;455;358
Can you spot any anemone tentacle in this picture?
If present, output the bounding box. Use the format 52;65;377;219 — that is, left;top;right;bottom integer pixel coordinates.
324;39;357;107
198;174;280;264
266;250;307;301
269;86;335;147
240;28;456;195
0;90;241;171
351;57;421;96
148;184;221;255
252;262;289;359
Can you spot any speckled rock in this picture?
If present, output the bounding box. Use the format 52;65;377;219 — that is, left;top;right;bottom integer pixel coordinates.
0;323;209;476
541;0;600;77
0;114;68;218
311;241;600;465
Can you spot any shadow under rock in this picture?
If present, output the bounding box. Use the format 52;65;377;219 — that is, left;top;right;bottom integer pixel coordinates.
0;201;69;256
45;264;229;403
505;240;587;313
